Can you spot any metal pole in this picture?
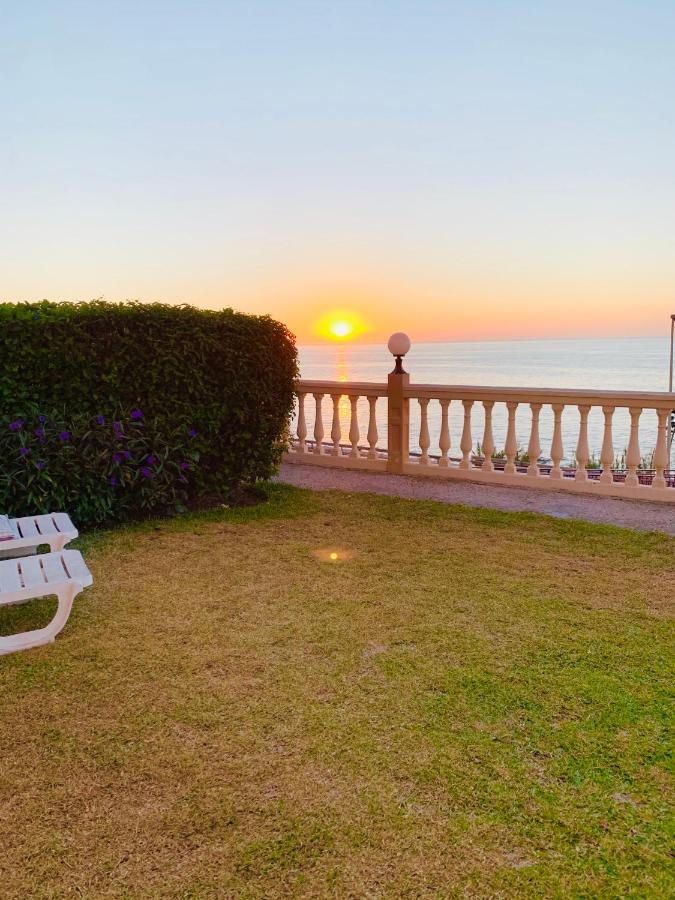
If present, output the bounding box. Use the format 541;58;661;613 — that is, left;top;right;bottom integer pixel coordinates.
669;314;675;463
670;314;674;392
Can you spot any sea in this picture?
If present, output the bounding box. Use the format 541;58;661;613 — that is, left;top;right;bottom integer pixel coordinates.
297;337;673;465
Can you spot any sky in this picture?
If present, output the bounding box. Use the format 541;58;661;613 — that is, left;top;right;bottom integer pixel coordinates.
2;1;675;343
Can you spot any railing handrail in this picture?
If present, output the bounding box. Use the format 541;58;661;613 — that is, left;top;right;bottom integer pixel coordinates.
295;379;388;397
295;378;675;409
405;383;675;409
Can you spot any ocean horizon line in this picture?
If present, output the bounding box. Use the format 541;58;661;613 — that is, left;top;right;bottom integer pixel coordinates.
299;333;666;348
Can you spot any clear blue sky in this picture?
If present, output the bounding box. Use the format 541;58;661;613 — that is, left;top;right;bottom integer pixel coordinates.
2;1;674;340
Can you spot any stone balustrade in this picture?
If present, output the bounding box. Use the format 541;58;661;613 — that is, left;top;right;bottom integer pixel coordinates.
285;368;675;503
290;381;388;471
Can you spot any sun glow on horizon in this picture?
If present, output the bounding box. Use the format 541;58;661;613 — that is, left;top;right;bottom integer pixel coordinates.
329;320;353;339
315;309;369;342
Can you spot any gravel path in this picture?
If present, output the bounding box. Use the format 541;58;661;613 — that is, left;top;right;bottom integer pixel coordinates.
277;463;675;536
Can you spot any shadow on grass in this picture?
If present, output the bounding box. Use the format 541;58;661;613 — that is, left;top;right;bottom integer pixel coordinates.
73;481;318;555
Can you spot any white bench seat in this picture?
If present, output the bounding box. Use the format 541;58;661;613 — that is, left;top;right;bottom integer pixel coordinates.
0;512;78;559
0;550;93;654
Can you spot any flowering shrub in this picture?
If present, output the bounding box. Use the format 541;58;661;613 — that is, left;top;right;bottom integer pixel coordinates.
0;407;206;525
0;301;297;524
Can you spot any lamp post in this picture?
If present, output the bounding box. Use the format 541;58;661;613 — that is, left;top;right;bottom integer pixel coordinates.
670;314;674;392
387;333;411;473
387;331;411;374
669;314;675;461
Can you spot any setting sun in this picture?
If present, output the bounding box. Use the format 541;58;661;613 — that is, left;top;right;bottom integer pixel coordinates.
329;320;353;339
315;309;369;342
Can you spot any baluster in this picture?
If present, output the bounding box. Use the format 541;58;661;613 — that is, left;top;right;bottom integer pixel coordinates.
297;392;307;454
438;399;451;466
504;402;518;474
574;406;591;481
482;400;495;472
330;393;342;456
550;403;564;479
625;406;642;487
349;395;360;457
575;405;590;481
460;400;473;469
600;405;615;485
367;396;378;459
527;403;542;477
419;398;430;464
313;393;324;455
653;408;669;490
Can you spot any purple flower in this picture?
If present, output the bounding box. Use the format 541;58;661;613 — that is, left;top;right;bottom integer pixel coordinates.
113;420;123;431
108;476;119;486
59;430;71;442
36;459;45;470
9;419;24;431
34;427;45;441
140;466;153;478
146;455;156;465
188;428;198;438
19;446;30;457
38;414;47;424
95;415;105;426
180;460;190;470
112;450;131;463
130;409;144;421
179;475;188;483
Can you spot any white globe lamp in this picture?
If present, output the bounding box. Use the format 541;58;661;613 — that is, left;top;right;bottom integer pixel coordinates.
387;332;411;374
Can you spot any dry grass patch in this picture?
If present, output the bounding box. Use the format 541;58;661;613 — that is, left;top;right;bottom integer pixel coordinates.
0;485;673;898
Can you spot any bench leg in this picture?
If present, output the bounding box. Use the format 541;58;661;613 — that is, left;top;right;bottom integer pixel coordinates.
0;582;80;655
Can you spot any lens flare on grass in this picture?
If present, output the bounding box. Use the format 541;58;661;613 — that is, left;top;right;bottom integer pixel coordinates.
312;548;356;563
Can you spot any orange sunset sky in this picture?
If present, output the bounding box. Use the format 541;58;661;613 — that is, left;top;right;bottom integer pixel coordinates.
3;3;674;344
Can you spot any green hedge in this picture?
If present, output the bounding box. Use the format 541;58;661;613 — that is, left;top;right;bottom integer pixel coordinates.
0;301;297;525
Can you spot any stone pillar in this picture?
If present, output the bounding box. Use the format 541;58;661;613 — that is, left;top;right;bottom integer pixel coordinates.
387;369;410;474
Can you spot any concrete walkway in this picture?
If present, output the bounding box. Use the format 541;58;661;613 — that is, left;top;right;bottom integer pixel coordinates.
277;463;675;536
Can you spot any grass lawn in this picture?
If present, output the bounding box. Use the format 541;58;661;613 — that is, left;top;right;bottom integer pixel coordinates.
0;485;673;898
